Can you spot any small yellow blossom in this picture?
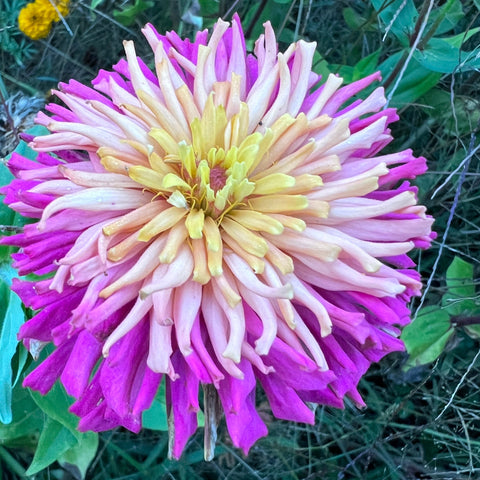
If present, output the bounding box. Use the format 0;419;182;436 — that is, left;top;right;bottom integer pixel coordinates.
18;2;53;40
18;0;70;40
37;0;70;22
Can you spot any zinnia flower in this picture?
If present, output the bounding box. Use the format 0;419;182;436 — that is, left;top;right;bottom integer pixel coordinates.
1;16;433;459
18;0;69;40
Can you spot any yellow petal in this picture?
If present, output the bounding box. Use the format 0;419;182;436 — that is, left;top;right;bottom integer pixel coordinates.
252;173;295;195
128;165;165;191
203;216;222;252
220;217;268;257
222;232;265;274
229;210;284;235
248;194;308;213
162;172;191;190
149;128;180;156
138;206;187;241
269;213;306;232
191;238;210;284
159;222;188;263
148;152;176;176
185;208;205;239
103;201;166;236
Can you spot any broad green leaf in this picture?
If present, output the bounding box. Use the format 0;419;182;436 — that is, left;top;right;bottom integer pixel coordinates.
143;398;169;431
0;264;25;424
379;53;441;106
143;378;168;431
199;0;218;17
26;417;77;475
6;125;48;160
371;0;417;43
11;343;28;388
113;0;154;26
0;157;14;186
312;50;331;81
414;35;480;73
0;384;43;445
440;27;480;48
58;431;99;480
241;0;292;42
352;49;381;80
427;0;464;36
28;381;98;476
29;382;80;437
442;256;478;316
343;7;367;31
402;306;453;367
90;0;105;8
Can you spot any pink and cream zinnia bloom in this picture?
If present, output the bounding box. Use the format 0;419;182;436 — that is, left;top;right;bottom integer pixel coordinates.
2;16;433;458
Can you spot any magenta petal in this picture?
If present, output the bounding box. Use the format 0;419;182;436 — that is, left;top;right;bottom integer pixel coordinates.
23;336;76;394
61;330;102;398
258;372;315;424
78;402;121;432
167;352;199;459
218;360;267;454
100;320;149;420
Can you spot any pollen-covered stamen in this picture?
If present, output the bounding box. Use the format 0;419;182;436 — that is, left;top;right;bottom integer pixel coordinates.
210;165;227;192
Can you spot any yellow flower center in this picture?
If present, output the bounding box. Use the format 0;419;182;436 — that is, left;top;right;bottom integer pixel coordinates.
99;92;330;290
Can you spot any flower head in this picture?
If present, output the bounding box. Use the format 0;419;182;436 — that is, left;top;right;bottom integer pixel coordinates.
18;0;69;40
2;16;433;458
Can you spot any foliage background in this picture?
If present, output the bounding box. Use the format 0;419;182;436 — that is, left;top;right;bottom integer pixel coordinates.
1;0;480;478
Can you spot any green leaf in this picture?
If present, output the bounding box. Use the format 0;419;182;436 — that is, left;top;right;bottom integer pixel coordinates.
442;256;478;316
28;382;99;476
0;384;43;445
29;382;80;437
414;34;480;73
312;50;331;80
0;158;14;187
352;49;381;80
380;53;441;106
143;378;168;431
143;398;169;431
90;0;105;8
438;26;480;48
113;0;154;26
402;306;453;367
11;343;28;389
343;7;367;31
427;0;465;36
7;125;49;160
425;0;465;36
199;0;218;18
58;432;99;480
371;0;417;42
0;264;25;424
26;417;77;476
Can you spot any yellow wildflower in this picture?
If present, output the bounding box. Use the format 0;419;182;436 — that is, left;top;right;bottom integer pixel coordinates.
18;0;70;40
37;0;70;22
18;2;53;40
